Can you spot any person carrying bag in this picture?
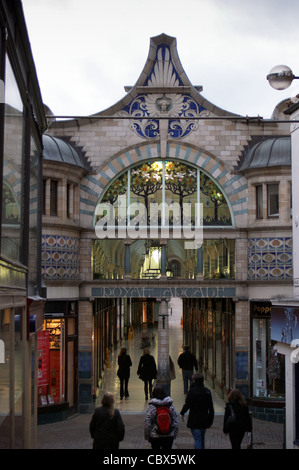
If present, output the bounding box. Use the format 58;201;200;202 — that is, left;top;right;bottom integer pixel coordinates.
89;392;125;449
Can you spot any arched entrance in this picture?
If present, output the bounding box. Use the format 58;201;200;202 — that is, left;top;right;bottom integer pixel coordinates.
88;147;238;406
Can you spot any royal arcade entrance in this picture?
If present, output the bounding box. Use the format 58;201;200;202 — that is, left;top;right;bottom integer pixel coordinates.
84;145;241;410
86;143;240;410
43;34;290;418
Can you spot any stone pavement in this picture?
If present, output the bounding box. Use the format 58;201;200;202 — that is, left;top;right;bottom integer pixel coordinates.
37;411;284;450
36;308;285;452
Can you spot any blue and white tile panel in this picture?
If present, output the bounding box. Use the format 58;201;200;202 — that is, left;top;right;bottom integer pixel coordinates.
42;234;80;280
248;237;293;280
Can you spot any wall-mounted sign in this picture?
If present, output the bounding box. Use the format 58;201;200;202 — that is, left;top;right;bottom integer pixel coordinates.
92;286;236;298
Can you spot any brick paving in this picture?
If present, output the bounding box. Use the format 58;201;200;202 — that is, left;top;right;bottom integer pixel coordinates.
37;411;284;450
37;320;285;451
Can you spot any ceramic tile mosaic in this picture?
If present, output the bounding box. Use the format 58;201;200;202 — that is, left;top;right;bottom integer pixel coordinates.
42;235;80;280
248;237;293;280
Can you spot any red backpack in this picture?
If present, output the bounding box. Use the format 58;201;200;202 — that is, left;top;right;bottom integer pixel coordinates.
156;406;171;434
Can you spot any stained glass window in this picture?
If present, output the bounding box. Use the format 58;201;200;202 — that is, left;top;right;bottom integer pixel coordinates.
97;160;232;228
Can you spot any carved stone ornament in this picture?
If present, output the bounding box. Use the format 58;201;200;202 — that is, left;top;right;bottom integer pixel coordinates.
118;45;209;139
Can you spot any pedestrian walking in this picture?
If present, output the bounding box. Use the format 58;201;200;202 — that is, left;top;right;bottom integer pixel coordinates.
177;345;198;393
89;392;125;449
180;373;214;449
144;386;178;450
223;388;252;449
169;355;176;381
137;348;157;400
117;347;132;399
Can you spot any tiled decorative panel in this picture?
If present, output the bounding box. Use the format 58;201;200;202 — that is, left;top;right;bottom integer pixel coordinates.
42;235;80;280
248;237;293;280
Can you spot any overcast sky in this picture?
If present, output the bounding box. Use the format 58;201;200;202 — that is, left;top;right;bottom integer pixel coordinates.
21;0;299;119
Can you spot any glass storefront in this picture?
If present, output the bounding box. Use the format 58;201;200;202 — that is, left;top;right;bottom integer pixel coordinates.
0;307;24;448
0;308;11;447
251;302;285;400
92;298;125;402
1;57;24;262
38;302;78;413
183;298;235;396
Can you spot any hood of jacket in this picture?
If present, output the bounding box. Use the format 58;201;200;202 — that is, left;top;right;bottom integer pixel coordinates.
149;396;173;408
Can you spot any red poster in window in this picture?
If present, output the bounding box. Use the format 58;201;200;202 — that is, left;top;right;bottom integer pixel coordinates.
49;349;60;402
37;330;49;388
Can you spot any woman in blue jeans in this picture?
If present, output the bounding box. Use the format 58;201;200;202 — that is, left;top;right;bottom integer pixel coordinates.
180;373;214;449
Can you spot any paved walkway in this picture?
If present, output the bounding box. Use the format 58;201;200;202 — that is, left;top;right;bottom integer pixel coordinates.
37;411;284;450
37;299;284;450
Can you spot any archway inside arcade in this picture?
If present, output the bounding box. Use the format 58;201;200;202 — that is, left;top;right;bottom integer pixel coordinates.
92;295;232;414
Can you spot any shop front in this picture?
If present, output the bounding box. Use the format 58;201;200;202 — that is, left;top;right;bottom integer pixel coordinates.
270;303;299;443
37;301;78;424
250;301;285;423
183;297;235;398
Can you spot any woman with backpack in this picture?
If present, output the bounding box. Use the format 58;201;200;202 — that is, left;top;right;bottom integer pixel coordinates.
137;348;157;400
144;386;178;449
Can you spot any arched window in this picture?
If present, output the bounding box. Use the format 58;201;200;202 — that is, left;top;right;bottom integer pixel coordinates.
95;160;232;228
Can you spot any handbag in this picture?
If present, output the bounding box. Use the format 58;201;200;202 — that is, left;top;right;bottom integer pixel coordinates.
224;404;237;432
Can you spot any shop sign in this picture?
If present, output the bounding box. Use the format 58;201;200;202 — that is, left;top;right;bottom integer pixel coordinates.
251;302;271;317
92;286;236;298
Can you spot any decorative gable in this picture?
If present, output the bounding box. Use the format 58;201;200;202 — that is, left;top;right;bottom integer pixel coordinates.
118;35;209;140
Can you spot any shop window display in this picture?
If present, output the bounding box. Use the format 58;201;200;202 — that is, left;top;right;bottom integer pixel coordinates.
38;319;65;405
252;316;285;399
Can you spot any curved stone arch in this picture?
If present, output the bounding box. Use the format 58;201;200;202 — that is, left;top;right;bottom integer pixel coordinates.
80;142;248;228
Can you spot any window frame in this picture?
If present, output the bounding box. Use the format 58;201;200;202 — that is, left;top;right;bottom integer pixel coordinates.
267;183;279;218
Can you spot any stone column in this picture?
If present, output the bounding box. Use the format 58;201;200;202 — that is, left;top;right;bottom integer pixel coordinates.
160;239;167;279
58;178;67;220
78;299;94;413
124;239;131;279
157;298;170;395
196;245;204;280
234;299;250;397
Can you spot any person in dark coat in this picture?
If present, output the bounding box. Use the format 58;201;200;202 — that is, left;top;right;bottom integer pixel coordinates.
180;373;214;449
223;388;252;449
177;345;198;393
89;392;125;449
117;347;132;399
137;348;157;400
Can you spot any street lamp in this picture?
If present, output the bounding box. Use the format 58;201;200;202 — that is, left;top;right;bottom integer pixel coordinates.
266;64;299;90
266;65;299;449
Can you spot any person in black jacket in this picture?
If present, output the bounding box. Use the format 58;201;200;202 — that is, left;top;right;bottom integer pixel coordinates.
89;392;125;449
137;348;157;400
180;373;214;449
117;347;132;399
223;388;252;449
178;345;198;394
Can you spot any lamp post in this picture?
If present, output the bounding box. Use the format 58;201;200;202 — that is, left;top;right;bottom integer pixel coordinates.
267;65;299;449
267;64;299;297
